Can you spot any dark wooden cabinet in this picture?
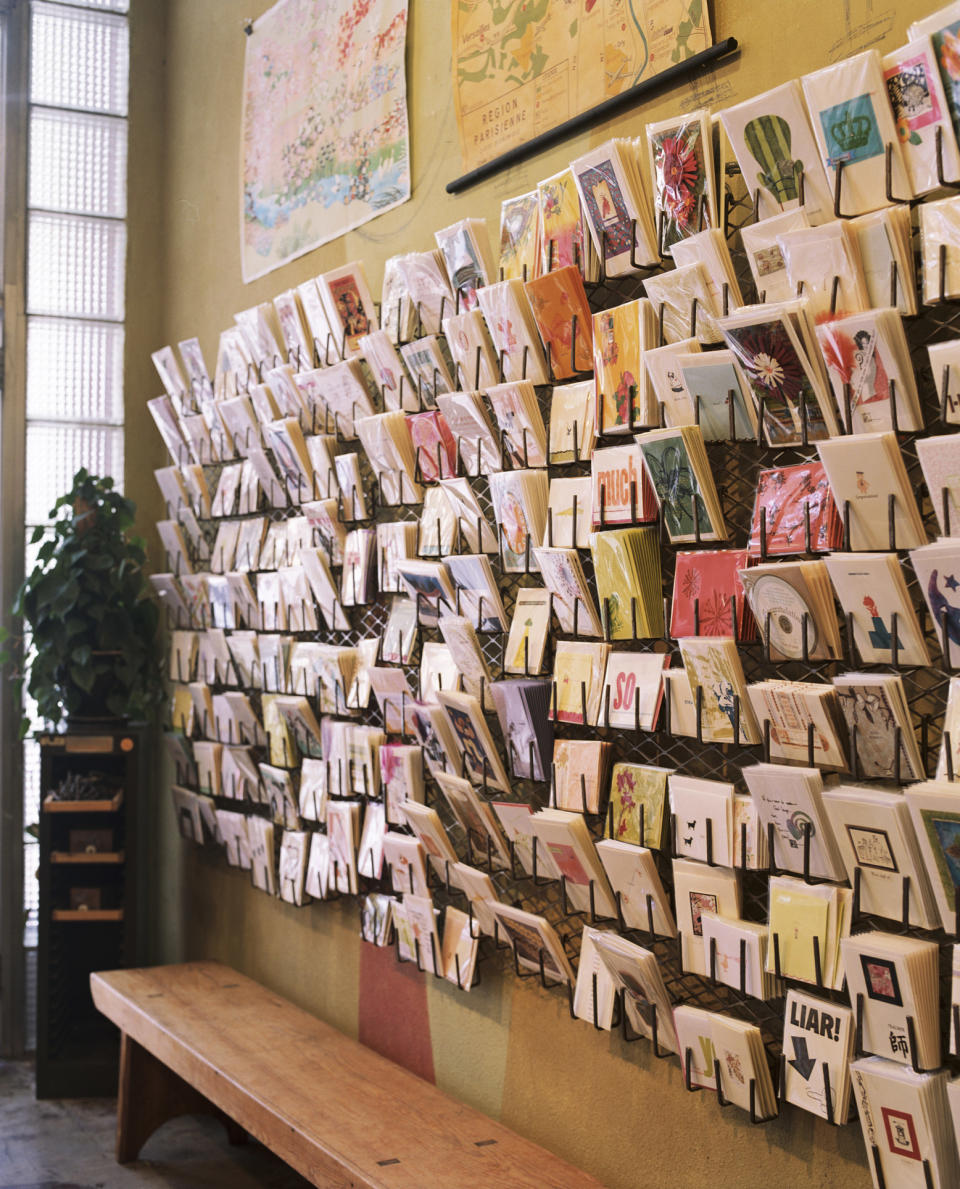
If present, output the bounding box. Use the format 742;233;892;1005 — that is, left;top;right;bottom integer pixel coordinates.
36;725;148;1098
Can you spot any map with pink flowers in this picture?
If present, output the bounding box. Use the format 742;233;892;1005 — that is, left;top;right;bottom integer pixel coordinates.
241;0;410;281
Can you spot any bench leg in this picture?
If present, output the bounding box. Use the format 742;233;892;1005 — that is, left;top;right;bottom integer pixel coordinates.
116;1032;247;1163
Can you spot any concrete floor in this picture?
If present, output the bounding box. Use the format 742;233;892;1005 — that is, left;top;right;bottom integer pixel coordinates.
0;1060;311;1188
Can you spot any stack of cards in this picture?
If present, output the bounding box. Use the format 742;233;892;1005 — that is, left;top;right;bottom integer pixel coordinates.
477;280;549;384
606;763;670;849
672;859;741;978
486;381;548;467
443;553;506;631
435;391;501;474
434;771;510;869
636;426;727;543
355;413;421;506
595;840;675;935
679;638;760;744
777;222;870;320
818;432;926;550
851;207;918;317
669;775;736;867
816;309;922;433
380;744;424;825
489;470;549;572
720;80;834;224
674;1007;777;1117
674;350;756;439
851;1057;959;1188
823;785;938;928
748;681;849;769
570;139;660;275
646;110;717;250
801;49;910;215
890;31;960;181
597;652;668;732
718;303;838;444
504;588;551;675
524;266;594;378
782;991;854;1122
528;808;616;916
739;560;842;661
490;678;553;782
671;228;744;315
434;217;496;308
843;933;941;1070
499;190;540;282
534;546;602;635
437;690;511;791
551;641;610;725
551;739;611;813
643;263;724;345
407;410;457;483
591;443;658;527
700;914;780;1000
592;932;677;1051
742;763;845;880
833;674;924;782
671;550;753;640
549;379;596;463
905;782;960;931
592;298;659;433
537;167;595;278
393;249;453;336
918;433;960;535
442;310;499;392
748;462;842;557
545;476;593;549
825;552;928;666
767;876;851;989
910;540;960;668
590;527;664;638
571;927;619;1030
488;902;575;985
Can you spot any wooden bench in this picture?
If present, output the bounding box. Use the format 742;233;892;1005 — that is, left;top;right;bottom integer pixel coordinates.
90;961;604;1188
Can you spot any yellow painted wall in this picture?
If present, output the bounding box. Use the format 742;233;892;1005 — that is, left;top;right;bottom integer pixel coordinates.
134;1;939;1184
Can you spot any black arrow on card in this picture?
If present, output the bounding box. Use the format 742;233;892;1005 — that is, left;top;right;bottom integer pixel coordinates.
788;1037;816;1081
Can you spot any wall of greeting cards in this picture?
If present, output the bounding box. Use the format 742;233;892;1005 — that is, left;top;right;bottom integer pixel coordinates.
139;1;960;1186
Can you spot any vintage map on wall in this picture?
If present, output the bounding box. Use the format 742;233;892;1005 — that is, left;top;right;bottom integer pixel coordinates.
241;0;410;282
451;0;712;174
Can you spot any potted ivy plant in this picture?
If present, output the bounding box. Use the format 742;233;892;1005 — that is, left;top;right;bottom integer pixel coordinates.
10;468;163;734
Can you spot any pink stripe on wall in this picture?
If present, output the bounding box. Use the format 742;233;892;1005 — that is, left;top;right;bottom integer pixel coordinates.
358;941;436;1083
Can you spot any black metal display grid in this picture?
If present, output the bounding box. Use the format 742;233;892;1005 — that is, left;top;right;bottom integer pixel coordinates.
161;180;960;1119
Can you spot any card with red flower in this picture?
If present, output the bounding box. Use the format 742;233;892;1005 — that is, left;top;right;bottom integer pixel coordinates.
748;462;842;558
646;110;717;251
671;549;755;640
592;298;659;433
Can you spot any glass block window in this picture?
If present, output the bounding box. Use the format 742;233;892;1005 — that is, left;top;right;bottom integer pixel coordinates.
26;317;124;422
27;211;125;320
25;423;124;527
30;2;128;116
29;108;127;217
20;1;129;970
